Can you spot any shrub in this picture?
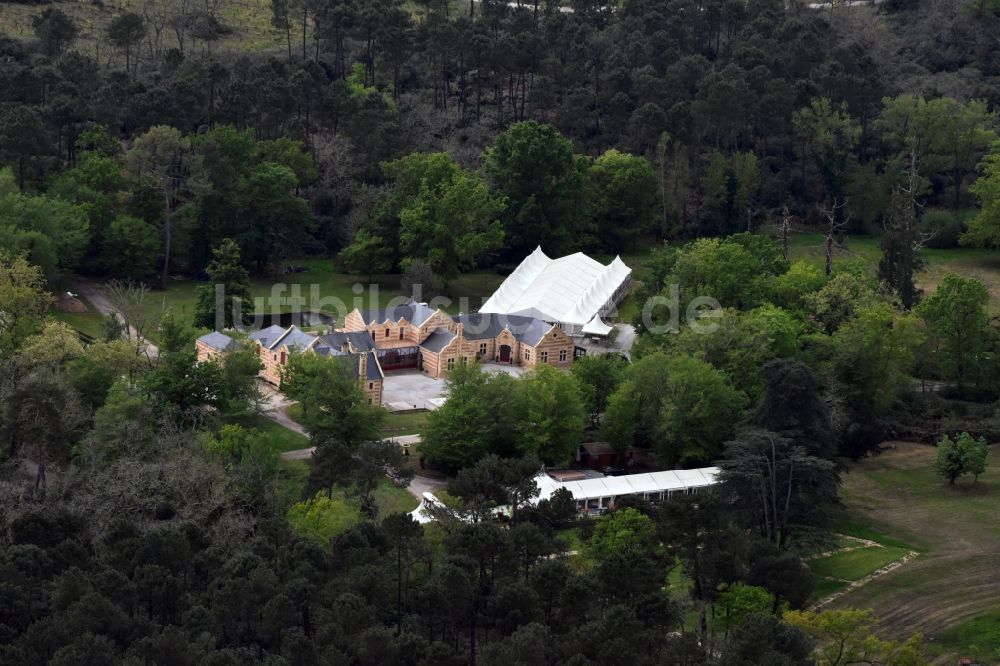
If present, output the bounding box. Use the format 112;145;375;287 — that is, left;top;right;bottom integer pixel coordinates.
920;208;968;249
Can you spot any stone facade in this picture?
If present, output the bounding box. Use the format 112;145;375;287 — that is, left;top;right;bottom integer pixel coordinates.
344;304;452;348
417;322;573;379
343;300;574;379
195;327;384;407
195;340;226;364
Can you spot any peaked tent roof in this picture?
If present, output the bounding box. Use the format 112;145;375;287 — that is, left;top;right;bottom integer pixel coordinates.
479;247;631;326
581;314;614;336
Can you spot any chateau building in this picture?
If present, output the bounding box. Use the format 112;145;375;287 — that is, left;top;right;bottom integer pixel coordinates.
196;326;385;406
342;299;573;378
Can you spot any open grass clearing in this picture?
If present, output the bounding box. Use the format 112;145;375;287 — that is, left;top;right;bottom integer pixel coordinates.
381;410;430;436
223;413;309;453
51;309;106;341
280;460;418;534
786;232;1000;309
371;478;420;515
812;578;851;601
808;546;911;582
1;0;289;58
50;291;107;341
134;260;405;336
285;404;428;439
925;611;1000;664
827;441;1000;663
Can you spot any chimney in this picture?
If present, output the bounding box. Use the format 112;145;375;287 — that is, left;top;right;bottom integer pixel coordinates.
358;352;367;379
342;341;351;353
456;322;464;340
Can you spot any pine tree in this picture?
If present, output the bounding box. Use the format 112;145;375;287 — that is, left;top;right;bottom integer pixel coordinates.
878;186;924;309
194;239;253;329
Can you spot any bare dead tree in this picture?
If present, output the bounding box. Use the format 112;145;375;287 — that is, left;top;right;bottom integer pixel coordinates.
778;205;794;261
104;280;153;356
818;197;850;276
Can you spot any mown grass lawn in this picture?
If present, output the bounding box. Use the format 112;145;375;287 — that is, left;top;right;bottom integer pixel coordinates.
812;578;850;600
50;292;108;341
224;413;309;453
285;404;429;439
51;309;106;341
381;410;430;436
372;479;420;515
926;612;1000;664
829;442;1000;662
135;260;406;335
808;546;911;582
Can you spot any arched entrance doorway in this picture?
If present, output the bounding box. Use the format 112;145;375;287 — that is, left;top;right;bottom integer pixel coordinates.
498;344;512;363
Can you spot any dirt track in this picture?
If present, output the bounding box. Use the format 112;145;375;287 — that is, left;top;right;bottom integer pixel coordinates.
829;442;1000;659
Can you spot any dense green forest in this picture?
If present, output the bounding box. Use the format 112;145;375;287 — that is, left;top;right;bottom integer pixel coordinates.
4;0;1000;662
3;0;1000;283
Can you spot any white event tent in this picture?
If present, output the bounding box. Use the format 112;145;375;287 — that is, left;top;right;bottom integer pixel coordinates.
535;467;719;515
479;247;631;334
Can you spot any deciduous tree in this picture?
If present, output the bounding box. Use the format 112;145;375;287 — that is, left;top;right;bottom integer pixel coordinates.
281;352;383;445
125;126;193;287
485;121;590;256
916;273;990;394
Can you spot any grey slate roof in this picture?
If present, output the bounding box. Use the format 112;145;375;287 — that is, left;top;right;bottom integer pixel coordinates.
453;313;552;346
249;325;288;349
311;344;381;379
316;331;376;353
272;326;317;352
419;328;456;353
360;299;437;327
197;331;239;351
513;317;552;347
354;351;384;380
312;346;346;358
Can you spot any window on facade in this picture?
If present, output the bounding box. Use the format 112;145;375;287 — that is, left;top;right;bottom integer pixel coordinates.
524;349;530;360
369;382;373;389
399;329;404;339
447;358;455;370
559;349;567;362
280;352;287;365
540;351;548;363
385;328;390;338
460;357;467;365
368;398;373;405
479;343;487;355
